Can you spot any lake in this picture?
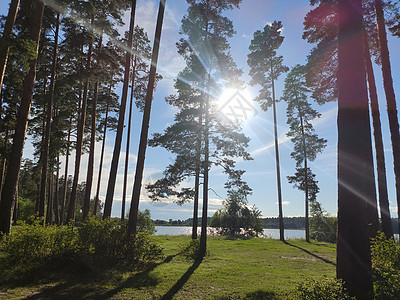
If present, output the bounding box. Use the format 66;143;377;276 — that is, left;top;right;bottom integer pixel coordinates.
154;226;400;241
154;226;305;239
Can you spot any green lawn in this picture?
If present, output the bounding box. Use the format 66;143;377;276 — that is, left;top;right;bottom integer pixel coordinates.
0;236;336;299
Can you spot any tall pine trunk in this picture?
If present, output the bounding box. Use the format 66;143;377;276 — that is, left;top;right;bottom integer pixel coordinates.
0;0;44;234
299;113;309;243
192;107;202;240
103;0;137;219
45;169;53;225
39;12;60;221
60;117;72;224
54;155;60;225
83;32;103;220
0;129;9;194
336;0;374;296
363;30;393;238
93;96;109;216
271;66;285;242
128;0;166;235
122;57;137;220
374;0;400;236
0;0;20;96
66;15;95;223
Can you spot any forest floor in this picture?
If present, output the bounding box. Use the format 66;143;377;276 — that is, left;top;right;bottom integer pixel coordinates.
0;236;336;299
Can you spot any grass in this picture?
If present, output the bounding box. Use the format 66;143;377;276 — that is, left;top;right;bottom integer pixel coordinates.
0;236;336;299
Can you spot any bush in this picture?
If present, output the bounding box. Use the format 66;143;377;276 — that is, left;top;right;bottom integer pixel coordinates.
179;238;206;260
371;232;400;299
297;278;354;299
210;190;263;237
0;219;76;268
309;201;337;243
0;217;163;280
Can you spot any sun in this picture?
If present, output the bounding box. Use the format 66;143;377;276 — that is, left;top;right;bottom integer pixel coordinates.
215;88;255;124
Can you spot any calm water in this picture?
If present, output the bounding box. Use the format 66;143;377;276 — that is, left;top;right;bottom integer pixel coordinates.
154;226;305;239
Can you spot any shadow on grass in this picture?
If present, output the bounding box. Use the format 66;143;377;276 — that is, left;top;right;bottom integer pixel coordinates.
283;241;336;266
18;254;178;300
160;255;204;300
215;290;276;300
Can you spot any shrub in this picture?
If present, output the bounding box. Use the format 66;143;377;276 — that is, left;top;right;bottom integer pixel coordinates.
210;190;263;237
371;232;400;299
179;238;205;260
309;201;337;243
0;219;76;268
297;278;354;299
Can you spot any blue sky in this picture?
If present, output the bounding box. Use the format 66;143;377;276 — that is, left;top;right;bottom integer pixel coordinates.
1;0;400;221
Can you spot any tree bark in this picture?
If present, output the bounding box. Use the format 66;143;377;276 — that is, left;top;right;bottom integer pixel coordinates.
363;30;393;239
39;12;60;221
60;117;72;224
299;113;309;243
336;0;374;297
192;107;202;240
0;129;9;195
122;57;137;220
83;32;103;220
93;95;109;216
271;66;284;242
128;0;166;235
0;0;44;234
45;169;53;225
54;155;60;225
374;0;400;236
66;15;95;223
0;0;20;96
103;0;137;219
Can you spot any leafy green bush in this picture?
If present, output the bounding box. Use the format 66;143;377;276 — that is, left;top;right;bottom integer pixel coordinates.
77;217;163;266
0;217;163;280
309;201;337;243
297;278;354;299
179;238;206;260
371;232;400;299
210;190;263;237
0;219;76;267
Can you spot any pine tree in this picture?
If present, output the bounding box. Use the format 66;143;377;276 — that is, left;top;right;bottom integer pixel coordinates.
336;0;375;296
0;0;44;234
247;20;288;242
283;64;326;243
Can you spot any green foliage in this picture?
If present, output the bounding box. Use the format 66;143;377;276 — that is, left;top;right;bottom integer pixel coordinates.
309;201;337;243
15;197;36;222
0;219;76;268
179;238;206;260
210;190;263;237
0;218;163;280
297;278;354;299
371;232;400;299
137;209;156;235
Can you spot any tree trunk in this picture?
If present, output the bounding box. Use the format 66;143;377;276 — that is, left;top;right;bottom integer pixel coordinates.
60;117;72;224
54;155;60;225
0;129;9;195
0;0;20;96
128;0;166;235
299;113;309;243
103;0;137;219
374;0;400;236
83;32;103;220
93;95;110;216
192;107;203;240
45;169;53;225
363;30;393;239
39;12;60;221
66;15;95;223
336;0;374;297
0;0;44;235
271;68;284;242
122;57;137;220
200;84;209;256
